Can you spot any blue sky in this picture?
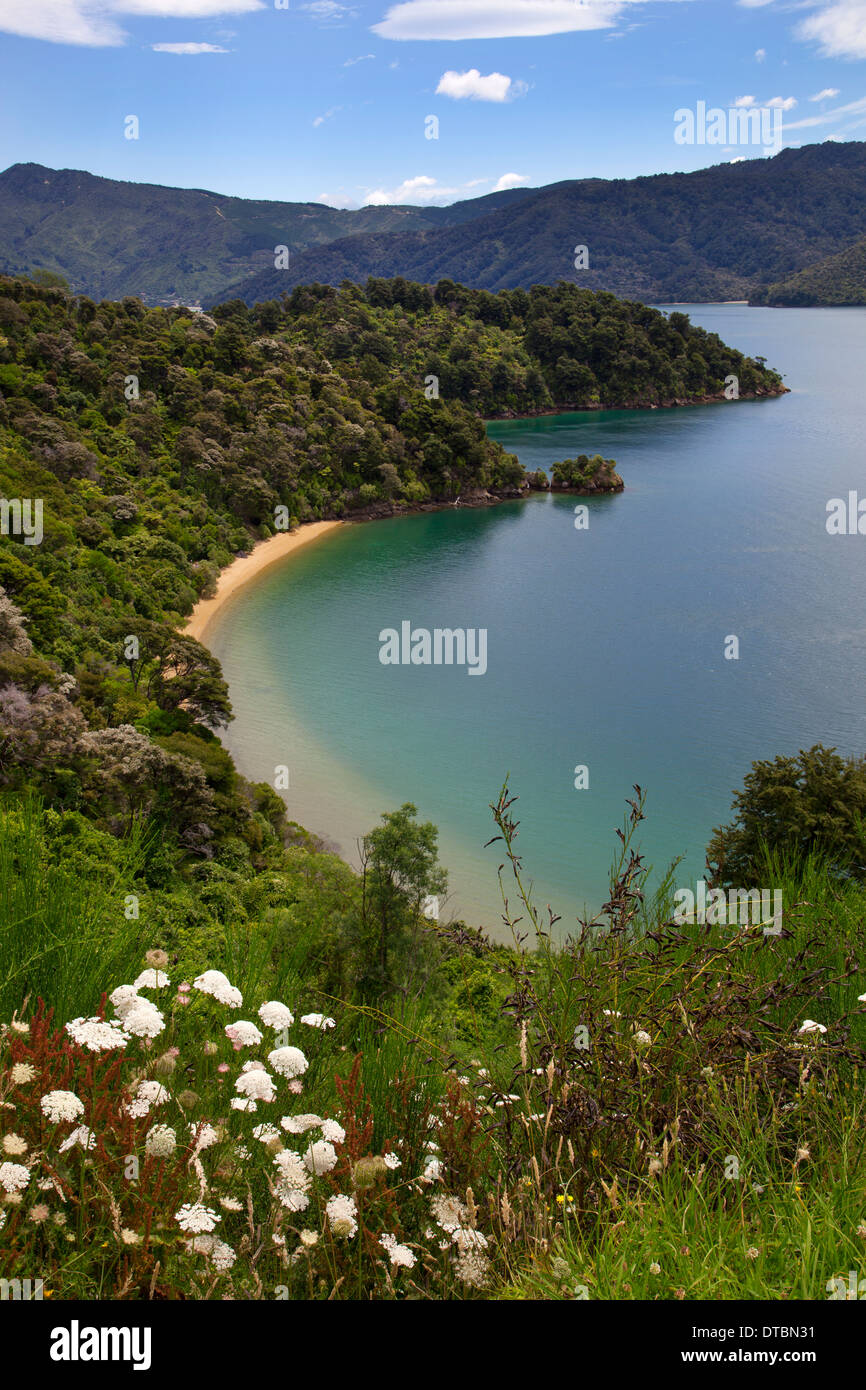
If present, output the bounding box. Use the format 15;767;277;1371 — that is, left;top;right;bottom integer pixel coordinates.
0;1;863;207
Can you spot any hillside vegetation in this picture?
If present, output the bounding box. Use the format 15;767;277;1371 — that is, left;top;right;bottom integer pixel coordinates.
754;233;866;306
4;142;866;308
1;273;856;1305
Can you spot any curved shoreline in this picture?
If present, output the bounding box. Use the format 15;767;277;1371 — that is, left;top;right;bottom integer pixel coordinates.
184;520;344;646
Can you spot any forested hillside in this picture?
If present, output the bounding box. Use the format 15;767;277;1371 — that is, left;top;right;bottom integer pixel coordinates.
753;234;866;306
215;142;866;306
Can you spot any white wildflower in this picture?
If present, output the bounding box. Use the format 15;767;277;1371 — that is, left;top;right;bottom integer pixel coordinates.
225;1020;263;1047
280;1113;322;1134
210;1240;236;1272
300;1013;335;1030
304;1140;337;1175
235;1069;276;1103
175;1203;220;1234
123;1003;165;1040
40;1090;84;1125
145;1125;177;1159
10;1063;36;1085
125;1080;170;1118
133;969;170;989
58;1125;96;1153
383;1152;401;1170
268;1046;308;1080
258;1001;295;1030
252;1123;281;1144
0;1161;30;1193
65;1016;129;1052
193;970;243;1008
379;1233;416;1269
797;1019;827;1036
320;1118;346;1145
325;1193;358;1239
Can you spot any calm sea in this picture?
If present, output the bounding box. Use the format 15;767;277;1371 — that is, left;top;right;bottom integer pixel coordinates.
206;306;866;935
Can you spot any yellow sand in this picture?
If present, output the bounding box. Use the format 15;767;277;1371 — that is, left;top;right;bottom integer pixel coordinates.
183;520;343;646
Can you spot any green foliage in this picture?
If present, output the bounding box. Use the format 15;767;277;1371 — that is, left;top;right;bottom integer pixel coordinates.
550;453;624;492
707;744;866;886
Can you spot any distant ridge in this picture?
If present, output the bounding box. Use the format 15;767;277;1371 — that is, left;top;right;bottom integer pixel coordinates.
0;162;531;305
2;143;866;308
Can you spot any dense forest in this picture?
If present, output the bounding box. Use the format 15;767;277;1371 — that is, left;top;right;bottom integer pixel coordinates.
215;142;866;307
753;233;866;306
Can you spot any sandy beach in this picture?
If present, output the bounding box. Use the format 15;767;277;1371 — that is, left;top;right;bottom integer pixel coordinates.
184;520;344;646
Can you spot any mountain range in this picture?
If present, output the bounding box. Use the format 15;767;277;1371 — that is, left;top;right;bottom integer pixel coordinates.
2;142;866;308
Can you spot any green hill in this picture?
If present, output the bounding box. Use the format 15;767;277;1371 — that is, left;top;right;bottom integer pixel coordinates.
753;233;866;305
0;162;531;306
213;141;866;307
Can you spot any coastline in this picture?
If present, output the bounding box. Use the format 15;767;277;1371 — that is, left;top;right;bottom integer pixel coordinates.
184;519;344;646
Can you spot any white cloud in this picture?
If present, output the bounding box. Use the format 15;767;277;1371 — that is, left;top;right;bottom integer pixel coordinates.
0;0;264;46
303;0;356;21
436;68;524;102
810;86;841;100
755;47;766;62
372;0;675;43
766;95;797;109
152;40;228;51
363;174;487;205
493;171;528;190
344;52;375;64
313;106;342;126
735;95;756;107
785;93;866;133
796;2;866;60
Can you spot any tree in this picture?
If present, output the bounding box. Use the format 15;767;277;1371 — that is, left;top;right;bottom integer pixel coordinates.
356;803;447;1003
706;745;866;886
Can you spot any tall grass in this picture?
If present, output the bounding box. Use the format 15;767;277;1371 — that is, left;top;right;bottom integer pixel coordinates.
0;795;153;1021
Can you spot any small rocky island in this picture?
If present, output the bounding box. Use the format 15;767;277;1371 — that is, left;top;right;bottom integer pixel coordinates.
547;454;624;494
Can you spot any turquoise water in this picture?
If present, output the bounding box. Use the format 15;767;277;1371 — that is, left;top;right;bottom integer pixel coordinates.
206;306;866;934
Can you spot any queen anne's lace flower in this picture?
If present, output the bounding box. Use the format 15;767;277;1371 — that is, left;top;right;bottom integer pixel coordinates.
798;1019;827;1036
268;1046;308;1080
123;1003;166;1040
58;1125;96;1153
300;1013;335;1030
225;1020;263;1047
109;985;140;1018
210;1241;236;1271
66;1016;129;1052
10;1062;36;1085
175;1203;220;1234
0;1161;30;1193
189;1122;218;1152
320;1119;345;1145
40;1090;84;1124
125;1080;170;1118
280;1113;322;1134
145;1125;176;1158
273;1148;312;1211
193;970;243;1008
231;1097;257;1112
252;1123;281;1143
380;1233;416;1269
304;1140;337;1175
258;1001;294;1030
235;1069;276;1103
133;969;170;989
383;1152;401;1170
325;1193;358;1239
2;1134;27;1156
431;1194;467;1233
